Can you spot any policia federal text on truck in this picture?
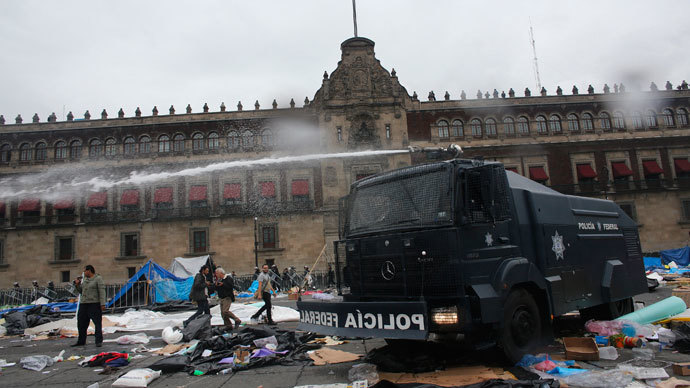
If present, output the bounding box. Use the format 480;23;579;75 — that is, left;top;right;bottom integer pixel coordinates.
297;146;648;361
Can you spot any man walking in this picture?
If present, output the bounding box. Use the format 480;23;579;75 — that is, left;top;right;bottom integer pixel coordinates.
184;265;211;326
250;264;276;325
214;267;242;331
72;265;105;347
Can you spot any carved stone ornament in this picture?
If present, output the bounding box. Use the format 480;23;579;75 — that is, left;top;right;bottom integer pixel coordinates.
347;112;381;149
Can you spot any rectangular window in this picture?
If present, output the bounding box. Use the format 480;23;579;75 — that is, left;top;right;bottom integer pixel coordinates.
291;179;310;201
683;200;690;221
617;202;637;222
259;181;276;199
127;267;136;278
265;258;275;267
56;236;74;261
385;124;391;139
154;187;174;209
189;185;208;208
190;229;208;253
121;232;139;257
61;270;70;283
223;183;242;205
261;224;277;249
337;127;342;142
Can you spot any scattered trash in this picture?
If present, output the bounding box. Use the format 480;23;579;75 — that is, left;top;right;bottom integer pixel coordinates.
148;355;190;374
598;346;619;360
20;355;55;371
85;352;130;367
253;335;278;348
117;333;150;345
162;326;183;344
561;369;633;387
0;325;6;336
53;349;65;363
348;363;378;385
673;362;690;376
631;347;655;360
0;359;16;367
563;337;599;361
309;336;347;346
309;348;361;365
617;363;669;380
201;349;213;358
181;314;211;342
616;296;687;324
112;368;161;387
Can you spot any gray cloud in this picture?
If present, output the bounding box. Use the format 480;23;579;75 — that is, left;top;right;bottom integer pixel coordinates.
1;0;688;120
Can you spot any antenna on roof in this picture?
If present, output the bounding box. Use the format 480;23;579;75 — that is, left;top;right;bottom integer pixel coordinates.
529;18;542;92
352;0;358;37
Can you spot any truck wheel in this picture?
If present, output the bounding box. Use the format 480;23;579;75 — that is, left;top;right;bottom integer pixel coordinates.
500;288;542;363
580;297;633;321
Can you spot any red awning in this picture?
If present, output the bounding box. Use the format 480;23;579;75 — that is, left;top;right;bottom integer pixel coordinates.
675;158;690;173
18;198;40;211
0;201;6;214
611;162;633;177
189;185;207;201
642;160;664;175
53;198;75;210
291;179;309;196
87;192;107;208
529;166;549;181
153;187;173;203
223;183;241;199
260;182;275;198
505;167;518;173
120;189;140;206
576;164;597;179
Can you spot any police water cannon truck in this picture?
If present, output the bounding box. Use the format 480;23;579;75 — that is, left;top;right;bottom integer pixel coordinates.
297;145;648;361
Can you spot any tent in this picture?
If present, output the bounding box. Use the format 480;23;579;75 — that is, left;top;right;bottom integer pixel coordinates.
660;246;690;267
106;259;193;308
169;255;212;278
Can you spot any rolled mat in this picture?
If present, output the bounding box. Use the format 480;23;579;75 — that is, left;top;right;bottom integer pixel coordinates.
616;296;687;324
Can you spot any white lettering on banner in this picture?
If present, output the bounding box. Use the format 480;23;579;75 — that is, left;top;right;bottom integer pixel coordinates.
300;308;426;331
299;310;340;328
363;313;376;329
603;223;619;230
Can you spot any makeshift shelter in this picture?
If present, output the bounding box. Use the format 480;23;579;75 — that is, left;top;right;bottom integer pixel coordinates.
661;246;690;267
106;259;193;308
168;255;213;278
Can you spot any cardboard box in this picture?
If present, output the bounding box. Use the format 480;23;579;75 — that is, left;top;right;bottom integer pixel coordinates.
288;293;299;300
563;337;600;361
673;362;690;376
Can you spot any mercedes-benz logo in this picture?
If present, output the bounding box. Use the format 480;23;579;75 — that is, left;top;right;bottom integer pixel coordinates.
381;260;396;281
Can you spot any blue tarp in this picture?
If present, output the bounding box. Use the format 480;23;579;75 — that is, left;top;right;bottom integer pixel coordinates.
644;257;663;270
106;259;191;307
0;302;77;316
661;246;690;267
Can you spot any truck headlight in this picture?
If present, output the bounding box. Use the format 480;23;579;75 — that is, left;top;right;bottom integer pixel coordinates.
431;306;459;325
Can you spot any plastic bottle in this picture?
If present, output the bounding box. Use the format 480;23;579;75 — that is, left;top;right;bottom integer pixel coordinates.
598;346;619;360
219;368;232;375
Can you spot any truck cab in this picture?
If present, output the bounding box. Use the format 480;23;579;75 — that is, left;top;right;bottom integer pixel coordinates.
298;158;647;361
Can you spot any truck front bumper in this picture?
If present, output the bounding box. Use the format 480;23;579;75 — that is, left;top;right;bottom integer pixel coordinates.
297;301;429;340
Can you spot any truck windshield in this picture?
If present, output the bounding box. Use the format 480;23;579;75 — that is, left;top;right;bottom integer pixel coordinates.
346;165;452;235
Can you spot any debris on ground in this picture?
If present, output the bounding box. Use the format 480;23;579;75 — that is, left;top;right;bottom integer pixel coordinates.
309;347;361;365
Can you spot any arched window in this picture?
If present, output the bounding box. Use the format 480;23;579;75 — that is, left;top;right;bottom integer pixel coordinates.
139;135;151;154
227;131;239;149
451;120;463;137
208;132;219;149
261;129;273;146
469;119;481;137
662;108;675;127
19;143;31;161
549;115;562;132
89;139;103;157
581;113;594;131
1;144;11;162
241;130;253;147
105;138;117;156
123;137;136;155
517;117;529;135
646;110;658;127
158;135;170;153
485;118;497;136
437;120;449;138
70;140;82;159
612;112;625;129
35;142;47;161
567;114;579;131
599;112;611;130
535;116;548;134
503;117;515;135
173;134;185;152
54;141;66;160
677;108;689;127
192;133;204;151
631;111;643;129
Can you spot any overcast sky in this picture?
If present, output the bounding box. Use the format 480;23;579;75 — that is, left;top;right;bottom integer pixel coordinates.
1;1;689;122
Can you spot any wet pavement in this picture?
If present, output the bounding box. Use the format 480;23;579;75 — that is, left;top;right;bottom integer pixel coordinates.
0;289;690;387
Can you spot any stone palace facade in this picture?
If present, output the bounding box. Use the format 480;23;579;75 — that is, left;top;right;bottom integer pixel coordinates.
0;37;689;287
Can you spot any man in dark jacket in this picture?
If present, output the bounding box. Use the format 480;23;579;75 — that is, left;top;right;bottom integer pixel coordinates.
184;265;211;327
214;267;242;330
72;264;106;347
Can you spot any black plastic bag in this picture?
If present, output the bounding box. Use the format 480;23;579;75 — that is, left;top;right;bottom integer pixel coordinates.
149;355;191;374
181;314;211;342
4;311;28;335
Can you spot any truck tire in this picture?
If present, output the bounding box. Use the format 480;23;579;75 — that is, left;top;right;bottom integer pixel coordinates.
499;288;542;363
579;297;634;321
